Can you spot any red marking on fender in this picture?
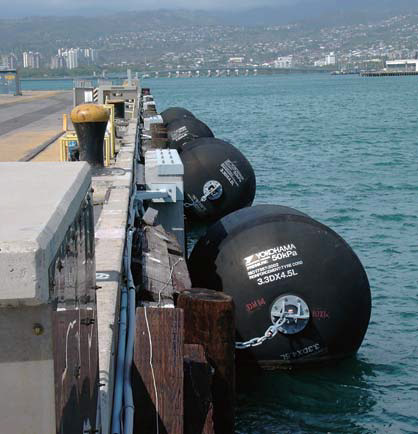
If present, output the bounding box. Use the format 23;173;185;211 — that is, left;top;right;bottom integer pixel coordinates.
246;297;266;313
312;310;330;319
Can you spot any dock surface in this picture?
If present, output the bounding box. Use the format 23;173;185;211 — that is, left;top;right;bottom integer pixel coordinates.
0;91;72;162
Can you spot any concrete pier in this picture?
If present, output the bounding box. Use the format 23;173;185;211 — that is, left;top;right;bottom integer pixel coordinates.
0;81;238;434
0;91;72;162
0;87;139;433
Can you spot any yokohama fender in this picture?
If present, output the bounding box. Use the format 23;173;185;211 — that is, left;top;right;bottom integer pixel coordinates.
188;205;372;367
181;138;256;223
160;107;195;125
167;117;214;152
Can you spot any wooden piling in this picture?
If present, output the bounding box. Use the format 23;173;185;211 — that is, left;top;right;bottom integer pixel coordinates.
184;344;215;434
141;225;175;305
133;307;184;434
177;289;235;434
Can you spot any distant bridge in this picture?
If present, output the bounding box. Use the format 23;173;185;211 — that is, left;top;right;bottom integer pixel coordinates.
139;66;332;79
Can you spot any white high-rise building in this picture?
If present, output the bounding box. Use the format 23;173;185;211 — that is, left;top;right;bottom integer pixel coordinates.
33;52;41;69
8;54;17;69
325;52;336;65
0;55;7;69
50;55;66;69
0;54;17;69
22;51;40;68
90;49;98;63
23;51;30;68
67;49;78;69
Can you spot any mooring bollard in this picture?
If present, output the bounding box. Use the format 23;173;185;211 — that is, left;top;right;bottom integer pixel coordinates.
70;104;109;167
177;288;235;434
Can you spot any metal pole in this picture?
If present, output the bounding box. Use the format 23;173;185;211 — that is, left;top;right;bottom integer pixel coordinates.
14;70;22;96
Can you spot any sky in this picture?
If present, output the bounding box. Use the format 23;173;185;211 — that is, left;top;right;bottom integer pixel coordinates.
0;0;298;17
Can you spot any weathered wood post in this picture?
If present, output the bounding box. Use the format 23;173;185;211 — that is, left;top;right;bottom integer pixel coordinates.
183;344;215;434
177;289;235;434
133;307;184;434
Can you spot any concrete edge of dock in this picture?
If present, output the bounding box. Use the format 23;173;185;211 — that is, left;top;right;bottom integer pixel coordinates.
93;119;137;434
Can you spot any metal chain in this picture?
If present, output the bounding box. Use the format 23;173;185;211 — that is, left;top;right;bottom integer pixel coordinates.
235;315;287;350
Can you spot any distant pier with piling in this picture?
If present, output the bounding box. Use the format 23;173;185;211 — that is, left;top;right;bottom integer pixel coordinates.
361;70;418;77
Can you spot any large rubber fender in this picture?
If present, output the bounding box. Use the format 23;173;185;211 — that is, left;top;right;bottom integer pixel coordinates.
188;205;371;367
167;117;214;152
181;138;256;223
160;107;195;125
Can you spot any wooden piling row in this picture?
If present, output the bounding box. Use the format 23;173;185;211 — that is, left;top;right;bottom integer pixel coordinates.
134;216;235;434
178;289;235;434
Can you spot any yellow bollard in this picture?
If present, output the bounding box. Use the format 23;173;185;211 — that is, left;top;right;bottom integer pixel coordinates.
70;104;110;168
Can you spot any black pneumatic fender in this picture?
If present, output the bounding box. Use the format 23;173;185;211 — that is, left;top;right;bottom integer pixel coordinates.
160;107;195;125
188;205;372;367
181;138;256;223
167;117;214;152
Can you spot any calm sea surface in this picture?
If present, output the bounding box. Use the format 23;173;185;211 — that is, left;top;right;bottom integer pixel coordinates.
28;74;418;433
150;74;418;434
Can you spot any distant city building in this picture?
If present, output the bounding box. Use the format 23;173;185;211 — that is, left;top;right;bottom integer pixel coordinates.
22;51;41;68
314;52;336;67
0;56;6;69
82;48;98;64
228;57;245;64
314;59;326;67
33;52;41;69
67;49;79;69
386;59;418;72
274;56;293;68
22;51;30;68
0;54;17;69
52;47;97;69
91;49;98;63
325;52;336;65
50;55;66;69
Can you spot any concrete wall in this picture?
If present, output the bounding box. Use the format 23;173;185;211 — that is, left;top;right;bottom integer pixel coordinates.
0;162;92;433
0;305;55;434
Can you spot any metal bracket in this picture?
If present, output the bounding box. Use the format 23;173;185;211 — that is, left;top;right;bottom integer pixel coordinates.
135;190;170;202
270;294;310;335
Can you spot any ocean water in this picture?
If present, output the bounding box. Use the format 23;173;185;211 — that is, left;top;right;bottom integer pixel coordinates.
21;78;75;90
26;74;418;432
146;74;418;434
